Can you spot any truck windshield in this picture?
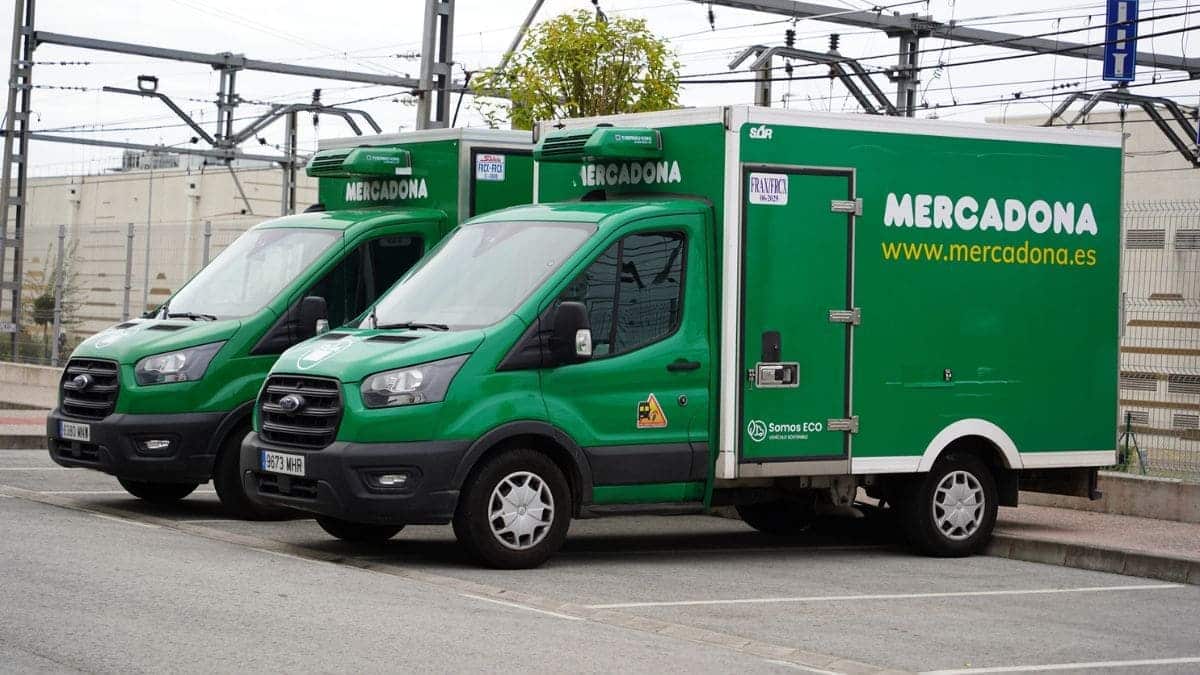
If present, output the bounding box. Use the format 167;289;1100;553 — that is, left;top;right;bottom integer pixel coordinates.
365;220;594;330
167;227;341;320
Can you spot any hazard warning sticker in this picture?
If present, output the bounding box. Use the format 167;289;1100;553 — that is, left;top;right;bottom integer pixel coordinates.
636;393;668;429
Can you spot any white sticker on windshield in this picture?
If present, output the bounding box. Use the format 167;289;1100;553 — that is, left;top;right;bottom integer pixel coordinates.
748;172;788;206
475;154;506;182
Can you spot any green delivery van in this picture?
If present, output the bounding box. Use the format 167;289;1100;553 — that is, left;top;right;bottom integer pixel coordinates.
242;107;1120;566
47;128;533;518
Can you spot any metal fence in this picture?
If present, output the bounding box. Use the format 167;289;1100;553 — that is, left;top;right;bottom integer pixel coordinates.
2;216;254;366
5;197;1200;482
1117;200;1200;481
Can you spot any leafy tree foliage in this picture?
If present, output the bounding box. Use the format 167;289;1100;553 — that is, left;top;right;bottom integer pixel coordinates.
474;10;680;129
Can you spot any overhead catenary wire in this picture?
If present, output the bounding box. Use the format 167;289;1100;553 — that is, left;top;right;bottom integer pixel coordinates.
668;20;1200;85
672;5;1200;81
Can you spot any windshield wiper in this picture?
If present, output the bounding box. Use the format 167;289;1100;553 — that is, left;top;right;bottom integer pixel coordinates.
375;321;449;331
167;311;219;322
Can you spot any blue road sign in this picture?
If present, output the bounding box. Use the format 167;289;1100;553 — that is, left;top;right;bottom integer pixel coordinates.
1103;0;1139;82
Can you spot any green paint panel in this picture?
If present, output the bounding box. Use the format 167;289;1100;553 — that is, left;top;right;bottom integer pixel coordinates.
470;150;534;216
592;481;705;505
319;139;460;215
740;170;850;461
738;121;1121;459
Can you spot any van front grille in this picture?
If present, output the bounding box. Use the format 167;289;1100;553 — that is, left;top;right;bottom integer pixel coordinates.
258;375;342;449
60;359;119;420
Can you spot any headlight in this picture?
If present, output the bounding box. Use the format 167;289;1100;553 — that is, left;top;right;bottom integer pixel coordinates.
360;354;468;408
134;342;224;386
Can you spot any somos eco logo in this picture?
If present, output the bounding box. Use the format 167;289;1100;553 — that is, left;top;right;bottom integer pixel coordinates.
747;419;824;442
747;420;768;442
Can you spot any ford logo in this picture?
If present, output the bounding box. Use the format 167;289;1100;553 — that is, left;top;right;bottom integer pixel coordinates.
278;394;305;413
71;374;92;391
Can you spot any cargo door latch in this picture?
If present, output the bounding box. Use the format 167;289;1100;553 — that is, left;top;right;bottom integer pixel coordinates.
828;308;861;325
827;416;859;434
830;198;863;216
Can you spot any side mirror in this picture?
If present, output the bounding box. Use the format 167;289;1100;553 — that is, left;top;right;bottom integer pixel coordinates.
298;295;329;339
552;301;592;364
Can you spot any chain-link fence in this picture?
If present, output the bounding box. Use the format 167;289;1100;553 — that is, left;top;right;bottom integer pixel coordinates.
0;163;316;366
0;216;256;366
1117;200;1200;481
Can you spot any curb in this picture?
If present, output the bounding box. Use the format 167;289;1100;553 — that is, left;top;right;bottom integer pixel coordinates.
987;534;1200;585
0;433;45;450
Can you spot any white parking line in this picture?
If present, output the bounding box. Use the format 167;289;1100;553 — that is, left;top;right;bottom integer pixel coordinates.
762;659;842;674
0;467;79;471
588;583;1183;609
89;512;160;529
923;656;1200;673
460;593;583;622
36;490;217;495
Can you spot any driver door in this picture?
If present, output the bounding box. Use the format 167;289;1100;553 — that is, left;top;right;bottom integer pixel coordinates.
539;214;711;503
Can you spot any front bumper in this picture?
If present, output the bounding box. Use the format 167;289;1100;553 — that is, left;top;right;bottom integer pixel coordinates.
47;408;225;483
240;432;470;526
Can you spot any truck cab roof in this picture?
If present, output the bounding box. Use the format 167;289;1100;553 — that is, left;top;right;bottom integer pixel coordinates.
253;206;448;232
468;197;710;230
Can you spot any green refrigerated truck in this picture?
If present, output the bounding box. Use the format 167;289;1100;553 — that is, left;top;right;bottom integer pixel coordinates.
242;107;1120;567
47;128;534;518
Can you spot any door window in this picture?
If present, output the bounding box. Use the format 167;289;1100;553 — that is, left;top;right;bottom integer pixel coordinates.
557;231;685;358
307;234;424;328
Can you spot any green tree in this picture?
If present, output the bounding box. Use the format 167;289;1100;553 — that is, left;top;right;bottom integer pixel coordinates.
473;10;681;130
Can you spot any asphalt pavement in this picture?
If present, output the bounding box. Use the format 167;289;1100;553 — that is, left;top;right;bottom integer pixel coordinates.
2;448;1199;674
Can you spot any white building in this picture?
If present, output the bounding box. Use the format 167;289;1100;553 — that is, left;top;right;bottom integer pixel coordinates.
21;159;316;336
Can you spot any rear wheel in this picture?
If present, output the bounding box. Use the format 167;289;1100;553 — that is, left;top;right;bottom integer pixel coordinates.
453;449;571;569
118;478;198;504
315;516;403;543
736;500;814;536
899;453;998;557
212;425;292;521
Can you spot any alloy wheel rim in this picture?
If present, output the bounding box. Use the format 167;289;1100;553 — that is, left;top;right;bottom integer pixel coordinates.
488;470;555;550
932;469;985;541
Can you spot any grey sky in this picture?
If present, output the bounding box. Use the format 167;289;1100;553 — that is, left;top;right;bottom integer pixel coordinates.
5;0;1197;175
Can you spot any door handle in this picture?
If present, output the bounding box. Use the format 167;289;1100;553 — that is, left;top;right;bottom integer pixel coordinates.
667;359;701;372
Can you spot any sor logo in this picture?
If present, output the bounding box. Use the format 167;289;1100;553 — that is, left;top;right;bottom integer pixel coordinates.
747;419;768;443
748;124;773;140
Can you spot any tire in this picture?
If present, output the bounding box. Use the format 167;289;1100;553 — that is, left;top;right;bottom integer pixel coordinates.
899;452;998;557
315;515;404;543
736;500;814;536
212;425;292;521
453;448;571;569
118;478;199;504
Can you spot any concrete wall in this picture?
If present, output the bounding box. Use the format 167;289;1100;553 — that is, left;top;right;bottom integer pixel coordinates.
0;361;59;410
1023;472;1200;524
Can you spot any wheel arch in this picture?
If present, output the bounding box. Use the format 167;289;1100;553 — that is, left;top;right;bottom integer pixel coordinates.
452;421;594;514
917;418;1022;473
208;400;256;461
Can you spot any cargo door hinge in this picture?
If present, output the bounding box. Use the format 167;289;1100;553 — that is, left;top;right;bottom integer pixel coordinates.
830;198;862;216
827;416;859;434
828;308;861;325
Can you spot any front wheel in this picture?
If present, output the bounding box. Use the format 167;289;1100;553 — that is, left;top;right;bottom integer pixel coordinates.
899;453;998;557
212;426;292;521
453;449;571;569
118;478;199;504
315;516;403;543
